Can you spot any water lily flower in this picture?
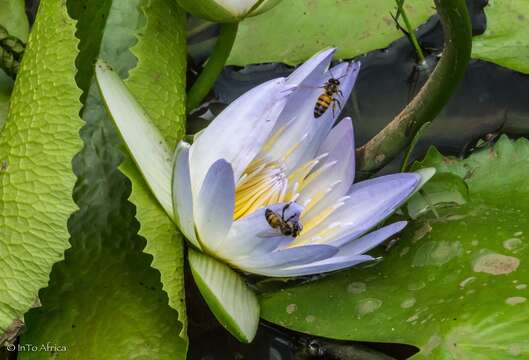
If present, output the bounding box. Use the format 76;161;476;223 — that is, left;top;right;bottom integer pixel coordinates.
95;48;434;343
176;0;283;22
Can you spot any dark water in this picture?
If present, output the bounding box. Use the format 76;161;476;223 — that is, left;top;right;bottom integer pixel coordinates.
187;0;529;359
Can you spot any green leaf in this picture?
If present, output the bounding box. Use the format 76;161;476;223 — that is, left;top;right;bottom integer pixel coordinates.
18;0;188;356
189;250;260;343
228;0;435;66
407;172;469;219
121;0;188;338
260;136;529;359
0;0;29;42
20;152;186;358
0;0;82;337
472;0;529;74
96;60;174;218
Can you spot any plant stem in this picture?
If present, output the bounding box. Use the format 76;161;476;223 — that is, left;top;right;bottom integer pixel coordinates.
186;22;238;112
395;0;426;64
356;0;472;176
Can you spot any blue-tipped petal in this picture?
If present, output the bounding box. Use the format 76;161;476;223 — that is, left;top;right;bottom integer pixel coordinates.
233;244;338;273
336;221;408;256
189;77;290;196
285;48;336;87
298;117;355;222
257;255;374;277
302;173;420;247
266;60;361;172
172;141;201;249
194;159;235;252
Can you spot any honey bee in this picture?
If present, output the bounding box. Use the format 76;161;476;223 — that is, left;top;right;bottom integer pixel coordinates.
314;77;343;118
265;203;303;237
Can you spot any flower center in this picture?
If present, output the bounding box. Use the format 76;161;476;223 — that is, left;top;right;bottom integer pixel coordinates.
233;156;326;221
233;159;293;220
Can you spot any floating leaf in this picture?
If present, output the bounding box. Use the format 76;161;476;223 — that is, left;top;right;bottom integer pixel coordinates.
0;0;82;336
472;0;529;74
260;136;529;359
228;0;435;66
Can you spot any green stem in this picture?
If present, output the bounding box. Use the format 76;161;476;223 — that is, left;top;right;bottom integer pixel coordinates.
356;0;472;176
396;0;426;64
186;22;238;112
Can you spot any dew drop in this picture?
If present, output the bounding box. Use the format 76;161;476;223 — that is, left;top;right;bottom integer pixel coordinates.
401;298;416;309
503;238;523;251
305;315;316;323
286;303;298;314
473;253;520;275
356;298;382;317
516;284;527;290
347;282;366;294
505;297;526;306
408;281;426;291
459;276;476;288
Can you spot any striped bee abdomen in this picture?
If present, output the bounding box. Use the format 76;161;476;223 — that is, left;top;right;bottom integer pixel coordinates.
314;94;332;118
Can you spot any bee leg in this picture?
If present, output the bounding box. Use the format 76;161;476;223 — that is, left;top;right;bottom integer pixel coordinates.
281;202;291;220
338;89;344;97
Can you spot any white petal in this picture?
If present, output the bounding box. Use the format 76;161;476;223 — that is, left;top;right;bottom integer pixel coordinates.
95;61;173;217
336;221;407;256
194;160;235;252
265;61;361;173
257;255;374;277
189;77;290;197
214;0;259;16
216;203;302;259
172;141;201;250
298;117;355;220
234;244;338;273
303;173;420;247
285;48;336;89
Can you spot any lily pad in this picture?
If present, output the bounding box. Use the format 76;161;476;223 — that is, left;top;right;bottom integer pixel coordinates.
472;0;529;74
260;136;529;359
228;0;435;66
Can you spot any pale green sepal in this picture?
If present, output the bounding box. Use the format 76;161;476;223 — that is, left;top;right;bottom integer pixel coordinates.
95;60;173;218
188;249;260;343
413;167;436;194
248;0;282;17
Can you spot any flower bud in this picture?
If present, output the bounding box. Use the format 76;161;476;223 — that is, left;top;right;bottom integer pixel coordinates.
176;0;283;23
